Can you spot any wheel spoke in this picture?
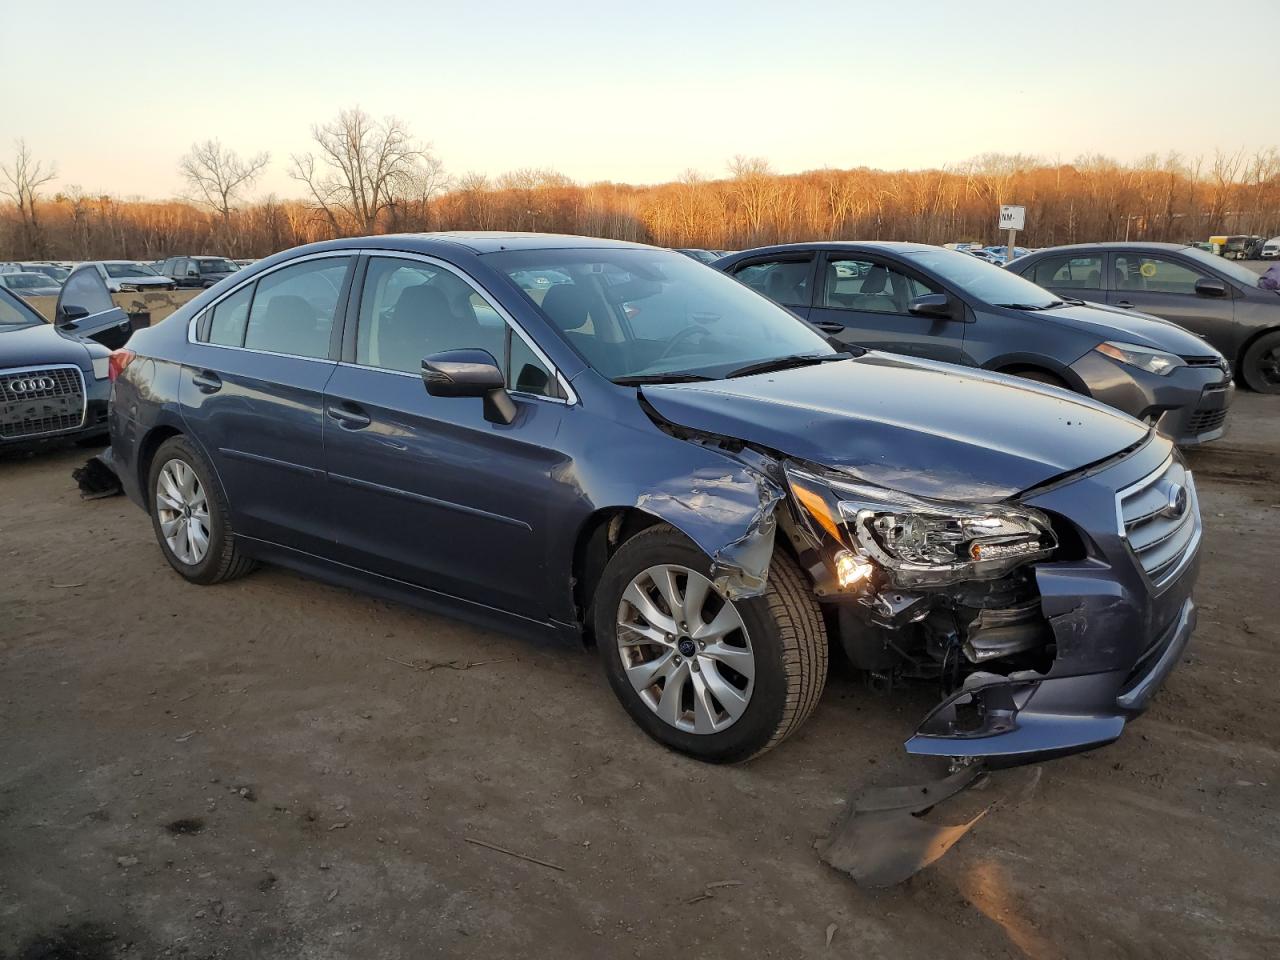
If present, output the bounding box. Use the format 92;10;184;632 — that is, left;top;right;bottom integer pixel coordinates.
159;516;182;538
617;621;673;648
655;660;690;725
682;575;710;630
189;520;209;559
160;469;184;508
650;566;685;624
156;491;183;513
690;670;719;734
624;649;674;693
700;662;750;720
691;603;742;643
622;581;677;635
700;641;755;681
185;520;199;563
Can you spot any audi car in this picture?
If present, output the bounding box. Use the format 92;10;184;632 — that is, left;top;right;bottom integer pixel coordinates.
0;279;131;450
106;233;1200;766
715;242;1234;445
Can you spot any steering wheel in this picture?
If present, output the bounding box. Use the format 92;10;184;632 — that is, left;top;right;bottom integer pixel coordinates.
654;325;711;363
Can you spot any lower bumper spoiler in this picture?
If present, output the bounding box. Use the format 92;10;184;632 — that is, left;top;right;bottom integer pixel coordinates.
905;598;1196;766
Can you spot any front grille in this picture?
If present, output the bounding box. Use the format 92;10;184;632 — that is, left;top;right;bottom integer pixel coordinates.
1187;408;1228;434
1116;457;1200;590
0;365;87;440
1181;355;1221;366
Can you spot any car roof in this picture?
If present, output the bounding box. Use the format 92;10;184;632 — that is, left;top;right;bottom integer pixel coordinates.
725;241;939;258
379;232;654;254
1021;242;1192;257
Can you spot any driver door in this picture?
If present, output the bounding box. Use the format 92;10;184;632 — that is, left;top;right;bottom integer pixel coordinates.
54;265;133;348
321;254;571;619
807;253;965;361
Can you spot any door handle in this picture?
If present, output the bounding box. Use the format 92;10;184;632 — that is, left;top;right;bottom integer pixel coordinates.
192;370;222;393
1115;300;1134;308
326;402;371;430
813;321;845;334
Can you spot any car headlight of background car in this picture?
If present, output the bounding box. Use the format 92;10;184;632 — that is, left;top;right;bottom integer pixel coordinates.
786;465;1057;589
1094;341;1185;376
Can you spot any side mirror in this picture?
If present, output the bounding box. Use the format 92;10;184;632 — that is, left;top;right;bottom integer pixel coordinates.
907;293;953;319
422;348;516;425
1194;277;1228;298
57;304;90;326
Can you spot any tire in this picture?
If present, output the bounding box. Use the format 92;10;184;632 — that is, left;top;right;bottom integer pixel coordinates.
1009;368;1070;390
593;525;827;763
147;435;256;585
1239;331;1280;394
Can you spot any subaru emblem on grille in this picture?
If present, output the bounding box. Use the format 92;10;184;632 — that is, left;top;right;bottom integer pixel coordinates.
1161;483;1188;519
9;377;55;394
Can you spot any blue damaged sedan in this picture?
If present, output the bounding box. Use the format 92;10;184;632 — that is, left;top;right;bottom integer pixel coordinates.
105;233;1201;765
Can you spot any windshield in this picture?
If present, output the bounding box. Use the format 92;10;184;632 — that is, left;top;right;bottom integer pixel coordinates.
196;258;238;274
104;262;160;278
902;247;1060;308
488;248;834;381
1180;246;1266;288
0;288;42;327
2;273;54;290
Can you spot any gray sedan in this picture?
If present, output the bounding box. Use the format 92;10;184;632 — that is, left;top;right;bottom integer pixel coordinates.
1007;242;1280;393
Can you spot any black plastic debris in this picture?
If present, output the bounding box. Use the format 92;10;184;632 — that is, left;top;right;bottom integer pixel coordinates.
73;448;122;500
816;764;1041;887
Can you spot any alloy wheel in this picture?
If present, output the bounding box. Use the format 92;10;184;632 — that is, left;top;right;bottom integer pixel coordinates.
155;458;210;565
1258;345;1280;387
615;564;755;734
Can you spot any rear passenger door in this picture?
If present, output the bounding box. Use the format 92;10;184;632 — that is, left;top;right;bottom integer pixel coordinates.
807;253;965;361
181;254;354;554
320;254;570;618
1105;252;1233;341
1023;253;1105;303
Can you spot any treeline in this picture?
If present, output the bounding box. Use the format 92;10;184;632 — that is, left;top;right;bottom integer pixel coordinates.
3;113;1278;260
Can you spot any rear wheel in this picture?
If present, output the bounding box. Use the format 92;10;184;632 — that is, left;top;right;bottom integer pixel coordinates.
147;435;256;585
1240;331;1280;394
593;525;827;763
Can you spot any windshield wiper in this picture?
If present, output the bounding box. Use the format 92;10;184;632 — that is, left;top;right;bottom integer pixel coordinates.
994;302;1058;311
613;373;715;386
725;353;849;379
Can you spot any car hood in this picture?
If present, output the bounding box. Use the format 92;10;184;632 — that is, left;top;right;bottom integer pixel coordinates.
641;354;1148;500
0;323;95;371
1040;301;1218;355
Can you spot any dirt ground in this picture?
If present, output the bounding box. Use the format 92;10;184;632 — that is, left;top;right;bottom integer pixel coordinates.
1;395;1277;960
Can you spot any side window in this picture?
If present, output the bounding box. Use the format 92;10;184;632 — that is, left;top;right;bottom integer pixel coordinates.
822;259;938;314
1114;255;1205;295
243;256;350;359
508;330;561;398
356;257;505;375
732;258;812;307
206;283;254;346
1032;255;1102;290
159;259;174;275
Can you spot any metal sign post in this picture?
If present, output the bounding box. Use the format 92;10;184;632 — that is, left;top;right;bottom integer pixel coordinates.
999;205;1025;265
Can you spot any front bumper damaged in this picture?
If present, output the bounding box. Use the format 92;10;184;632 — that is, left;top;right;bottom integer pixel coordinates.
906;595;1194;765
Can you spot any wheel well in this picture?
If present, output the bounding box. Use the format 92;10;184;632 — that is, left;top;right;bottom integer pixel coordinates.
570;508;665;646
136;426;183;508
996;364;1072;389
1237;326;1280;370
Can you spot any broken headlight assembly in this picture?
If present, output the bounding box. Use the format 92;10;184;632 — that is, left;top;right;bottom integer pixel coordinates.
786;465;1057;588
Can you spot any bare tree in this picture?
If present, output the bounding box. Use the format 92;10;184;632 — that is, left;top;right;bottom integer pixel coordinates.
179;140;269;223
1;139;57;257
289;108;437;234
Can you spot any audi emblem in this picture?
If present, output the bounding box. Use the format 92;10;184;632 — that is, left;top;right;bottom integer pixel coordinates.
8;376;55;394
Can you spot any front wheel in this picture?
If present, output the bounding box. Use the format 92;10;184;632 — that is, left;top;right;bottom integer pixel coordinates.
593;525;827;763
1240;331;1280;394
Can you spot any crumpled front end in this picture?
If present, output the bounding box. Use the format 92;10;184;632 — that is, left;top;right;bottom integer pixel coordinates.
783;431;1201;766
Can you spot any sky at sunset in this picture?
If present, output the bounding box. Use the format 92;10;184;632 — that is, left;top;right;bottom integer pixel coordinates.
5;0;1275;199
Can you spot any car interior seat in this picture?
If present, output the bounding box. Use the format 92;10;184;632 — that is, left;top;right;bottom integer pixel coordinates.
255;294;326;356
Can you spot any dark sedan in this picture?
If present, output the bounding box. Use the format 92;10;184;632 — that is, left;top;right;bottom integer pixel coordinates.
1007;242;1280;394
0;284;127;449
715;242;1233;445
107;233;1200;767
